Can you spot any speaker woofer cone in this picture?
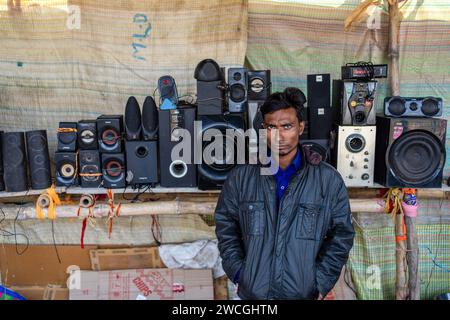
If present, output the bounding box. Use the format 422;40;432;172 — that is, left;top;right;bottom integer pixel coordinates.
60;163;75;178
102;129;119;146
388;131;444;186
81;129;95;144
169;160;188;179
421;98;439;116
105;160;122;177
345;134;365;153
388;97;406;116
230;84;245;102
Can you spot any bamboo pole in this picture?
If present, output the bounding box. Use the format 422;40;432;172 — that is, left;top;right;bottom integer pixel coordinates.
0;198;389;220
388;0;419;300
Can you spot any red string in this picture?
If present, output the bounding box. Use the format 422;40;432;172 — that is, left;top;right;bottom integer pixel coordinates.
80;217;87;249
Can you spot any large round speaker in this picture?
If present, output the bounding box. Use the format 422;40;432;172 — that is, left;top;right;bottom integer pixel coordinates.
2;132;28;192
387;130;445;186
421;97;440;117
26;130;52;190
198;116;246;188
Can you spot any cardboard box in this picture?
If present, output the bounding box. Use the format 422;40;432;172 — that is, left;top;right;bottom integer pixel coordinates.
0;245;95;287
69;269;214;300
90;247;165;271
9;285;69;300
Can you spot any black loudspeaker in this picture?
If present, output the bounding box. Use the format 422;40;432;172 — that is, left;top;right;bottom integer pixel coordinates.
0;131;4;191
55;152;78;187
248;70;271;101
384;96;443;118
158;75;179;105
2;132;28;192
198;113;246;190
97;115;123;153
158;107;197;187
125;141;158;186
194;59;225;115
57;122;77;152
307;74;331;109
142;96;159;141
299;139;331;163
307;107;335;140
77;120;98;150
228;68;248;113
79;150;101;188
337;80;377;125
26;130;52;190
101;153;126;189
124;96;142;141
375;116;447;188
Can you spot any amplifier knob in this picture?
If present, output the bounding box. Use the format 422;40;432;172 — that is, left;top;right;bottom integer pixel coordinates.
362;174;369;180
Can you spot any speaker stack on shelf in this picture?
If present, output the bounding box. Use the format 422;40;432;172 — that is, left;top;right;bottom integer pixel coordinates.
1;132;29;192
55;122;78;187
330;63;384;187
193;59;249;190
159;105;197;188
125;96;159;187
375;112;447;188
301;73;335;163
247;70;271;163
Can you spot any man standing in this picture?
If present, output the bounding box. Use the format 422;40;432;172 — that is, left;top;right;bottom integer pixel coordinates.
215;87;355;300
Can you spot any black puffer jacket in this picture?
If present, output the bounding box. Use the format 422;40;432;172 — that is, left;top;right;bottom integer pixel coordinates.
215;145;355;300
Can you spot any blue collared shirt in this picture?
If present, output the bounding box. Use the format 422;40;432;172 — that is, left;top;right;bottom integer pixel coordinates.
274;148;302;205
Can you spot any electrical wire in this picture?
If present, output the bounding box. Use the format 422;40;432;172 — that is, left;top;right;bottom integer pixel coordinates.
51;219;62;264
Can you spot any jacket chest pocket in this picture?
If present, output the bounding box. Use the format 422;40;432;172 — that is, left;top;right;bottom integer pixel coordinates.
295;203;323;240
239;201;265;236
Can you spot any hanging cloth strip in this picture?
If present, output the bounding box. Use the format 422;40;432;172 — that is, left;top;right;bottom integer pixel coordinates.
383;188;406;243
35;185;61;220
106;189;121;239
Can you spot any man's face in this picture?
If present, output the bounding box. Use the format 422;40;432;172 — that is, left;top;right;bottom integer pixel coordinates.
263;107;305;156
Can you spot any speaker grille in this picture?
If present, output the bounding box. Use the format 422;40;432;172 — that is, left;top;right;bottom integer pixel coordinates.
26;130;51;189
421;98;439;116
388;130;444;186
388;97;406;116
2;132;28;192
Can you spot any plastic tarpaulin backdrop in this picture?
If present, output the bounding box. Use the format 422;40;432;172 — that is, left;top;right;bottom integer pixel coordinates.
0;0;248;153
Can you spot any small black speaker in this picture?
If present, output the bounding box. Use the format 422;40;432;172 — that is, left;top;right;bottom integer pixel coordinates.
79;150;101;188
194;59;225;115
248;70;271;101
55;152;78;187
97;115;124;153
77;120;98;150
0;131;4;191
101;153;126;189
307;107;335;140
2;132;28;192
26;130;52;190
124;96;142;141
158;75;179;105
384;96;443;118
159;107;197;187
125;140;158;186
307;74;331;109
228;68;248;113
57;122;77;152
142;96;159;141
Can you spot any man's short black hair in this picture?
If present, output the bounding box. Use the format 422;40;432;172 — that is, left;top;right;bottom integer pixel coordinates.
260;87;306;122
